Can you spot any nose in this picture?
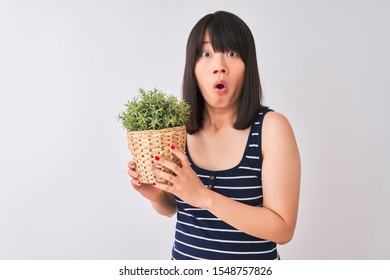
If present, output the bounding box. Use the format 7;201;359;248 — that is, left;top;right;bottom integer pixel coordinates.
213;54;227;74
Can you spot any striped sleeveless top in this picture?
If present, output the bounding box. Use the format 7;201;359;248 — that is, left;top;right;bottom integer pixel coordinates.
171;107;279;260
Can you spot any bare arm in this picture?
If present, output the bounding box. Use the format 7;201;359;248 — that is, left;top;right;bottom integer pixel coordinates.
150;192;177;217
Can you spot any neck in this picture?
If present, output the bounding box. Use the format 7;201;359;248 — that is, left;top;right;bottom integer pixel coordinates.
203;107;237;132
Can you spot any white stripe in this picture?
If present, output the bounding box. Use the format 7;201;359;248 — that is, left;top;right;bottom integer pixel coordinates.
251;133;259;136
178;211;194;218
173;247;204;260
213;185;262;190
178;211;220;221
198;217;221;221
216;175;258;179
175;238;276;255
238;166;261;171
254;122;260;125
176;229;270;244
248;144;258;147
184;207;205;211
197;174;209;178
259;112;264;115
229;195;263;201
246;155;260;160
177;220;240;232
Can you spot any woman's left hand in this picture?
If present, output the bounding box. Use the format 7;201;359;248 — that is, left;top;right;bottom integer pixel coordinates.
151;145;211;208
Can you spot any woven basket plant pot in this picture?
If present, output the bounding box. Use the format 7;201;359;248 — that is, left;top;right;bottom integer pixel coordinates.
118;88;190;184
127;125;186;183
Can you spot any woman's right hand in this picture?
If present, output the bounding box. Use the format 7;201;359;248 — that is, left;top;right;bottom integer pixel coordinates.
127;161;178;216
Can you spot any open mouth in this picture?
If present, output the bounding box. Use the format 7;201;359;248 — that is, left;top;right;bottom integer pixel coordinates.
214;81;227;91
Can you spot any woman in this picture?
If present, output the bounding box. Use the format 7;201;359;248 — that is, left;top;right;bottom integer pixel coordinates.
128;11;301;260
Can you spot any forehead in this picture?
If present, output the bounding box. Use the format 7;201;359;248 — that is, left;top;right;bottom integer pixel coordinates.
200;31;213;51
202;31;211;44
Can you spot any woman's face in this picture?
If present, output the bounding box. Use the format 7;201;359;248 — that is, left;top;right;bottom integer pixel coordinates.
195;31;245;112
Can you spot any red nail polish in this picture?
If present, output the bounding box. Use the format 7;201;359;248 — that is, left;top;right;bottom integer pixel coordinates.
152;182;156;186
170;145;175;150
138;181;142;185
155;155;160;161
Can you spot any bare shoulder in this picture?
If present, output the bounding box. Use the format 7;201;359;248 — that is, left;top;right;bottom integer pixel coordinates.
262;111;299;156
263;111;295;139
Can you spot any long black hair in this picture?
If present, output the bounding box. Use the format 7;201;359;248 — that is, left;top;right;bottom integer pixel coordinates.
183;11;264;134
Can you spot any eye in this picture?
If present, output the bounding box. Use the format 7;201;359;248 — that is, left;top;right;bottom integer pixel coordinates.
201;51;211;57
227;51;238;57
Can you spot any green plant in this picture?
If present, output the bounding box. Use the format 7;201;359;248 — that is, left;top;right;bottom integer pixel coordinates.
118;88;191;131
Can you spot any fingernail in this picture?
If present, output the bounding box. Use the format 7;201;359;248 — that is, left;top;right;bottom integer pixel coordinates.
137;181;142;186
154;155;160;161
170;145;175;150
152;182;156;186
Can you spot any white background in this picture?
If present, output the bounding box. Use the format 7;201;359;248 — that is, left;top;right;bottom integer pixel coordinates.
0;0;389;259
